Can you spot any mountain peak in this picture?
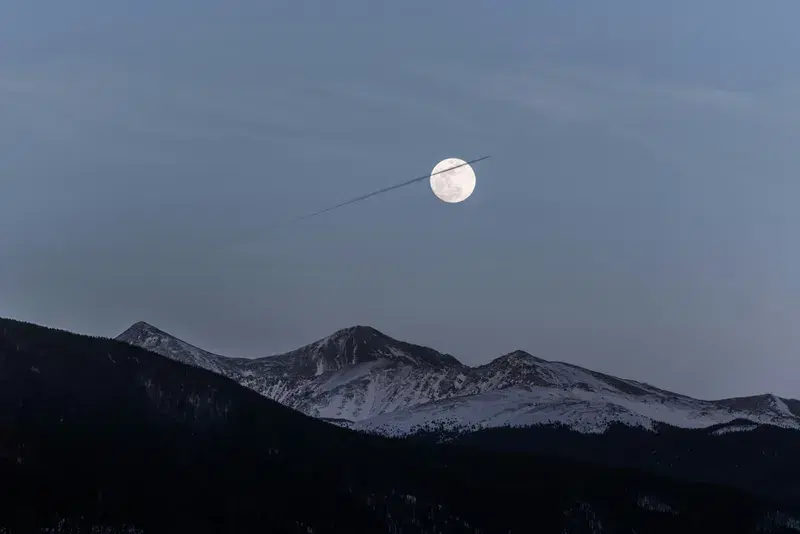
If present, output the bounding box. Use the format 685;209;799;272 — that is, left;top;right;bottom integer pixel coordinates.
489;350;547;366
119;321;164;338
118;321;151;341
716;393;800;418
276;325;463;377
327;325;388;342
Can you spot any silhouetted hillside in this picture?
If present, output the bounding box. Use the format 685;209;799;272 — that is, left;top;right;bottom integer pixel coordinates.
2;318;799;533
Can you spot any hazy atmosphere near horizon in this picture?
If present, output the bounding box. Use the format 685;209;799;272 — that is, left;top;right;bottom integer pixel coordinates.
2;1;799;400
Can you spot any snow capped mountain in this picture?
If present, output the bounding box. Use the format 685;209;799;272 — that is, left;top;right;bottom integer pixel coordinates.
116;322;470;421
116;322;800;436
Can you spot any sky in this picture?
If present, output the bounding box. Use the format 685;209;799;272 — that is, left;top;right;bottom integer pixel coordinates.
1;1;799;400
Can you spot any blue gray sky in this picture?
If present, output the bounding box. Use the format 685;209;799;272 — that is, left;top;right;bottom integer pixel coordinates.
2;1;799;399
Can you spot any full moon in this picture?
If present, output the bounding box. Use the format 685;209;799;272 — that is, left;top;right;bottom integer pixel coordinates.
430;158;476;203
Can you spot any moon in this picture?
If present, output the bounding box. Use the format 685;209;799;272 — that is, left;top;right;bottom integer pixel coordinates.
430;158;476;203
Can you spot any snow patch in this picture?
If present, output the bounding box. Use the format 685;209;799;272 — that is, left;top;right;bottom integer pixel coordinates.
711;424;759;436
772;395;793;417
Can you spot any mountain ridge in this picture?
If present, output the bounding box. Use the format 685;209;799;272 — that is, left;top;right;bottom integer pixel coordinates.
116;321;800;435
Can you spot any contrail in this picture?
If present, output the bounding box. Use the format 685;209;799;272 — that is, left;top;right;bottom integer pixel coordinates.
294;155;491;222
226;156;492;248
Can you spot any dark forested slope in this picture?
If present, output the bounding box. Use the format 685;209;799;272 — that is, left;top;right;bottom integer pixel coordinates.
1;317;798;533
407;420;800;505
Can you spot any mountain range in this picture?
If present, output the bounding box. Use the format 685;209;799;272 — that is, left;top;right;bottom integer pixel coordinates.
117;321;800;436
115;322;800;506
5;316;800;533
